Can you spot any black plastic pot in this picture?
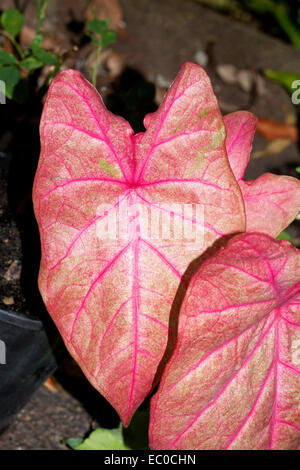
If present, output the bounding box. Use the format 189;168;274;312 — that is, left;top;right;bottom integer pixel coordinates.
0;307;64;432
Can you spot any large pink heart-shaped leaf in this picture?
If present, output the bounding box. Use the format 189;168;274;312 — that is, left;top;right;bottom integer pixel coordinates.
224;111;300;237
150;232;300;450
33;63;245;425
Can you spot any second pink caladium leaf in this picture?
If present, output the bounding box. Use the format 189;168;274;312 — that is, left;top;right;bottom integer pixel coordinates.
224;111;300;237
33;63;245;425
150;232;300;450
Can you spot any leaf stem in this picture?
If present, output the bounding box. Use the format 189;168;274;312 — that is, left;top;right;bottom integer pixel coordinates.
0;29;25;59
273;3;300;49
36;0;50;34
46;55;62;83
92;44;102;87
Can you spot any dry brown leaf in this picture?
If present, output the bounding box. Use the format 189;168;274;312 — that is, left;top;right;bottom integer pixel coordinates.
2;296;14;306
252;139;292;159
106;51;125;78
256;118;299;142
43;377;60;393
44;376;67;393
3;260;21;282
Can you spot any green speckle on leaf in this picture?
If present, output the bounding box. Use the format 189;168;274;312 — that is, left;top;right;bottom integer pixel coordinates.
213;127;226;146
185;127;225;177
198;107;209;118
98;158;119;178
185;151;206;178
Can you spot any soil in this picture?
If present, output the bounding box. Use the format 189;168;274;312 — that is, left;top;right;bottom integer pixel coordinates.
0;156;26;313
0;385;93;450
0;0;299;450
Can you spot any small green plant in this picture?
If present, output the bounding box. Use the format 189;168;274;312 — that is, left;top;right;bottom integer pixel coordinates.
197;1;300;48
243;0;300;48
66;426;131;451
265;68;300;105
277;230;294;244
66;410;149;450
0;1;61;100
0;2;117;100
86;11;117;87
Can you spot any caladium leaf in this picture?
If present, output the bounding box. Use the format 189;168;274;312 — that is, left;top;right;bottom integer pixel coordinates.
33;63;245;426
224;111;300;237
223;111;257;181
150;232;300;450
240;174;300;236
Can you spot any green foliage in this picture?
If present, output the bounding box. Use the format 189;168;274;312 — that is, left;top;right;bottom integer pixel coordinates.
65;437;84;449
264;69;300;115
101;29;117;48
66;426;131;450
86;11;117;87
277;231;294;244
123;410;149;450
243;0;300;48
36;0;50;34
1;8;24;37
198;1;300;49
0;49;18;65
264;69;300;94
86;14;117;49
0;65;21;99
0;1;116;100
0;1;60;101
20;57;43;72
66;410;150;451
87;18;109;35
30;33;59;65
